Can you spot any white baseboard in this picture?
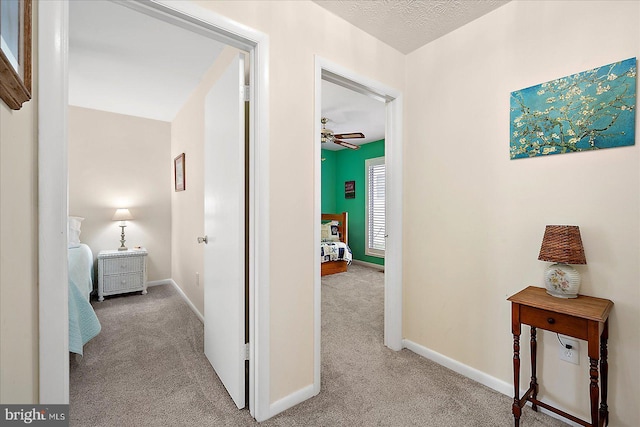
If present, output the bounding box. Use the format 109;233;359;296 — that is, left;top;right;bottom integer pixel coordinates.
351;259;384;271
146;279;172;287
402;339;582;427
402;339;512;394
269;383;317;419
164;279;204;323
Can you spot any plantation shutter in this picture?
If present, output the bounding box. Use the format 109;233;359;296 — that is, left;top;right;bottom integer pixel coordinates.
366;157;385;256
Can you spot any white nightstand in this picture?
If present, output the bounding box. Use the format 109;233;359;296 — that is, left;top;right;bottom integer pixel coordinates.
97;248;148;302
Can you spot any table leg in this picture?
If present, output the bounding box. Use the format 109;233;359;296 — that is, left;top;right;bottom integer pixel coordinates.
589;357;600;427
529;327;538;411
513;333;521;426
599;322;609;426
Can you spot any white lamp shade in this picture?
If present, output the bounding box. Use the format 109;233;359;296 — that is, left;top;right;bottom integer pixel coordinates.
112;208;133;221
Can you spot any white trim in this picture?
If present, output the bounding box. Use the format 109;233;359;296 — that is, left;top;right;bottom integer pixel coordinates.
314;57;405;403
247;25;271;423
269;384;316;418
38;0;70;404
313;60;323;398
383;93;403;351
146;279;173;287
350;259;384;271
403;339;509;393
167;279;204;323
39;0;271;421
402;339;582;427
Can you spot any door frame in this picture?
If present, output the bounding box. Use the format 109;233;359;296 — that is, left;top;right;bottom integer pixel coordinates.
38;0;272;421
313;57;404;394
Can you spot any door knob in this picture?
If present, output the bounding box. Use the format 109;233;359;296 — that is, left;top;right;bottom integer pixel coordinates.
197;236;208;244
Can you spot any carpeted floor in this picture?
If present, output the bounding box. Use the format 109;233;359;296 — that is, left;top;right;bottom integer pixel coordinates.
70;264;566;426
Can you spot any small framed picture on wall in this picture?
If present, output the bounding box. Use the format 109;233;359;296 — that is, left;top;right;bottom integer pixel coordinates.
174;153;185;191
345;180;355;199
0;0;32;110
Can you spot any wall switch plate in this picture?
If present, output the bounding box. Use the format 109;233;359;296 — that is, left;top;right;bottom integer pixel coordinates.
558;335;579;365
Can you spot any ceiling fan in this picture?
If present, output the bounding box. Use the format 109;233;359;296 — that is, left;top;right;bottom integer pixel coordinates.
321;117;365;150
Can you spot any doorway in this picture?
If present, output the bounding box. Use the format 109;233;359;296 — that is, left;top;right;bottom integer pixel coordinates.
313;58;403;393
38;0;271;421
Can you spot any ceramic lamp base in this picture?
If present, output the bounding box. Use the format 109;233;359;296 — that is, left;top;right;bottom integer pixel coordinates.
118;224;127;251
544;263;580;298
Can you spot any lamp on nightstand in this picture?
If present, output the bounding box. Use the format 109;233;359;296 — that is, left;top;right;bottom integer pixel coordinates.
538;225;587;298
112;208;133;251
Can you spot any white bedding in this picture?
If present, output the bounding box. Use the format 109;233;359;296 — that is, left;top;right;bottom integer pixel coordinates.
320;241;352;264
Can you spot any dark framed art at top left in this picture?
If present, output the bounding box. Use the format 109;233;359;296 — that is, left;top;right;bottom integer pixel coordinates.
0;0;32;110
174;153;185;192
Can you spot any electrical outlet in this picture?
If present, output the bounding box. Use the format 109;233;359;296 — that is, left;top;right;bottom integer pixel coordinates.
196;272;200;287
558;336;579;365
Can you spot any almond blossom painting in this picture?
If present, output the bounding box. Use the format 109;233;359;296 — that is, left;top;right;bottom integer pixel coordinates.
510;58;636;159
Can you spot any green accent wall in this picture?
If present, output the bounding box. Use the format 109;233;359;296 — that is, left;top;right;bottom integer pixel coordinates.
321;140;385;266
321;149;336;213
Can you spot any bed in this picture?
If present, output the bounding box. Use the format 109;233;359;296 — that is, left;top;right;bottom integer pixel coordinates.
68;242;101;355
321;212;352;276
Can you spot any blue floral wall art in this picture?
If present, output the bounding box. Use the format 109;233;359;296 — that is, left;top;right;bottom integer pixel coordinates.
510;58;636;159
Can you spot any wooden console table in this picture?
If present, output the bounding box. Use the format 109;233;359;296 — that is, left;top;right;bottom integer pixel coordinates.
508;286;613;427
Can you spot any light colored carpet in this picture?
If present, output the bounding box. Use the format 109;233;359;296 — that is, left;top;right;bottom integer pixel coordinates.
70;264;567;426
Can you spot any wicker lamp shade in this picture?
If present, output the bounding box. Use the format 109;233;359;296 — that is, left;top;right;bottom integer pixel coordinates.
538;225;587;298
538;225;586;265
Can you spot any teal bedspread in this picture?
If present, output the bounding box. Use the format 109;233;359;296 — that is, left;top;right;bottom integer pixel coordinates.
68;278;101;355
68;244;101;355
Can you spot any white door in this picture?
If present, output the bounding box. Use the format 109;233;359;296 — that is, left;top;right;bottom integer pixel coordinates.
203;54;246;409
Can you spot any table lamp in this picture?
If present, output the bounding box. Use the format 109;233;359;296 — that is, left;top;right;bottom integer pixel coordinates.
112;208;133;251
538;225;587;298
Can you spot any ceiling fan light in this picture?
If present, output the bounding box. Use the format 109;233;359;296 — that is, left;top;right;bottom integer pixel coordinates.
320;116;363;150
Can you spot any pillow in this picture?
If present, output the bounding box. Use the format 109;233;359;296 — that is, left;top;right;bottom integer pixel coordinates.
68;216;84;248
321;220;340;242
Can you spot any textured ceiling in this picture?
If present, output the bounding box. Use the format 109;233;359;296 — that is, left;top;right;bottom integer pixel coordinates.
313;0;510;54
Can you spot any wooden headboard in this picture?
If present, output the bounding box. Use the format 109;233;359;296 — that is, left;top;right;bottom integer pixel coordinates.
321;212;348;245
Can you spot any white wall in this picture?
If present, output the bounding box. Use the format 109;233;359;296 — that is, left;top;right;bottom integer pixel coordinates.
0;94;39;404
195;0;406;403
68;106;172;281
0;7;38;402
171;46;241;316
404;1;639;425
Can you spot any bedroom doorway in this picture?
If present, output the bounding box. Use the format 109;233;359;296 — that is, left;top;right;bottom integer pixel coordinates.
39;0;271;421
314;58;403;393
65;0;252;415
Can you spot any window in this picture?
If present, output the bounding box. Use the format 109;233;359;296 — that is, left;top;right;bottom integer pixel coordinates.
365;156;385;257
